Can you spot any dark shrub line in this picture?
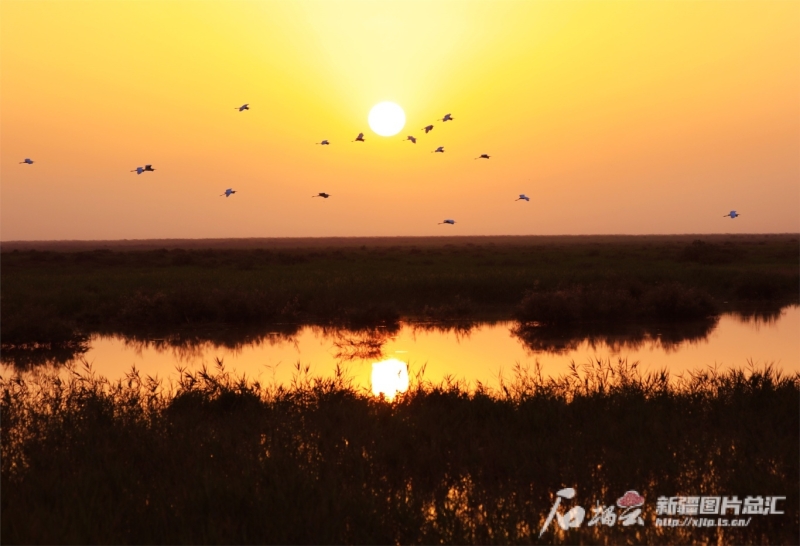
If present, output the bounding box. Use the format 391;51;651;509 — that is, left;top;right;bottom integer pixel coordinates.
3;238;797;346
514;282;718;326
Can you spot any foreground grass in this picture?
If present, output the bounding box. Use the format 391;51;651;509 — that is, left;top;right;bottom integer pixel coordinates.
2;360;798;544
2;235;797;350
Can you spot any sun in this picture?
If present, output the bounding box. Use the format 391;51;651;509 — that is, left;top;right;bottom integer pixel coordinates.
371;358;409;400
368;102;405;137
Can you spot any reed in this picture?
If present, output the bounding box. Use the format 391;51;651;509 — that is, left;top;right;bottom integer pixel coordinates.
2;236;797;348
2;359;797;544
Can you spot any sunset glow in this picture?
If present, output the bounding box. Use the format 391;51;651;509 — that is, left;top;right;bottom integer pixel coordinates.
1;0;798;240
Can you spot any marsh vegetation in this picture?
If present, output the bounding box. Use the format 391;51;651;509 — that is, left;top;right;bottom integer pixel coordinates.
2;235;797;359
2;235;797;544
2;359;797;544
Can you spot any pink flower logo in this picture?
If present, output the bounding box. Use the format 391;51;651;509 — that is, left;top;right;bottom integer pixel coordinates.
617;491;645;508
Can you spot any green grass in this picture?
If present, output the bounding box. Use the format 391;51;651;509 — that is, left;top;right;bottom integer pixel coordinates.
1;235;797;349
2;359;797;544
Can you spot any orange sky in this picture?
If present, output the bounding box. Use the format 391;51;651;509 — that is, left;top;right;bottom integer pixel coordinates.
2;0;798;240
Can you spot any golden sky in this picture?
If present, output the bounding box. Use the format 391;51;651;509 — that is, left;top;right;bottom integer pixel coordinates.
2;0;798;240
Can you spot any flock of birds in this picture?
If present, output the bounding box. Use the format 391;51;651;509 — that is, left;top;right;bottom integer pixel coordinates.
310;109;511;225
17;102;740;224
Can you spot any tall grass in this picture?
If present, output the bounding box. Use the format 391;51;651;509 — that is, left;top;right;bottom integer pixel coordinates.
2;359;797;544
513;282;718;325
3;237;798;347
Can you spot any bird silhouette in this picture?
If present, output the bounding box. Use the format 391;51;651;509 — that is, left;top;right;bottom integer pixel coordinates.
313;192;330;198
475;154;490;160
236;104;249;111
723;211;739;218
516;194;530;202
432;146;445;153
440;113;453;122
131;167;144;175
317;140;330;145
438;219;456;225
422;125;434;134
353;133;365;142
404;136;417;144
221;188;236;197
19;158;34;164
144;164;155;171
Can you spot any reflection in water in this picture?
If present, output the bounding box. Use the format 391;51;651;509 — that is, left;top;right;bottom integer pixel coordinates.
122;324;302;352
324;324;400;362
1;307;798;389
511;318;719;354
0;341;89;369
408;320;482;340
0;326;304;370
118;324;303;360
371;358;409;399
731;305;788;327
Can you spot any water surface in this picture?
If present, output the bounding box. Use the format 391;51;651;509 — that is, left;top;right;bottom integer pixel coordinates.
7;306;796;390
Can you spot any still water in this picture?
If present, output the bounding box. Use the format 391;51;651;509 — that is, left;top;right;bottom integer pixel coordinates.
14;306;797;392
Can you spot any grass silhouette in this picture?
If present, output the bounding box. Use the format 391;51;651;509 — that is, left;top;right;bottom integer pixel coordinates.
2;358;797;544
2;236;797;351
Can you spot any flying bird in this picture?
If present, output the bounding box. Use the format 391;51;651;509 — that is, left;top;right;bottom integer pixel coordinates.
313;192;330;198
440;113;453;122
404;136;417;144
438;219;456;225
19;158;34;164
516;194;530;202
317;140;330;145
144;164;155;171
221;188;236;197
723;210;739;218
131;167;144;175
353;133;365;142
475;154;490;160
422;125;434;134
432;146;445;153
235;104;249;111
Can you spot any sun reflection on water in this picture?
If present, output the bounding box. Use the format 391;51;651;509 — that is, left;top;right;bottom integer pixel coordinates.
371;358;409;400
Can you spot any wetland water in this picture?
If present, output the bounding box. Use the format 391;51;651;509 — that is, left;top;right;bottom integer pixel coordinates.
6;306;798;389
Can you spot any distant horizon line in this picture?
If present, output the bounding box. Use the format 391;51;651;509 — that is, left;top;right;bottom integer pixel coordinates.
2;233;798;252
2;232;798;243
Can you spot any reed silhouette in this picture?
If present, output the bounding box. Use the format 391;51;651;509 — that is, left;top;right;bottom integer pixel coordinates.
2;236;797;358
2;359;797;544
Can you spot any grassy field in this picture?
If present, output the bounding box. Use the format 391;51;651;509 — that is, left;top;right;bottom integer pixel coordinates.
2;359;797;544
2;235;797;353
3;236;797;543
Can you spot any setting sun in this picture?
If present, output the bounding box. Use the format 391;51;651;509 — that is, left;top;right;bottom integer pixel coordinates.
371;358;409;399
368;102;405;137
